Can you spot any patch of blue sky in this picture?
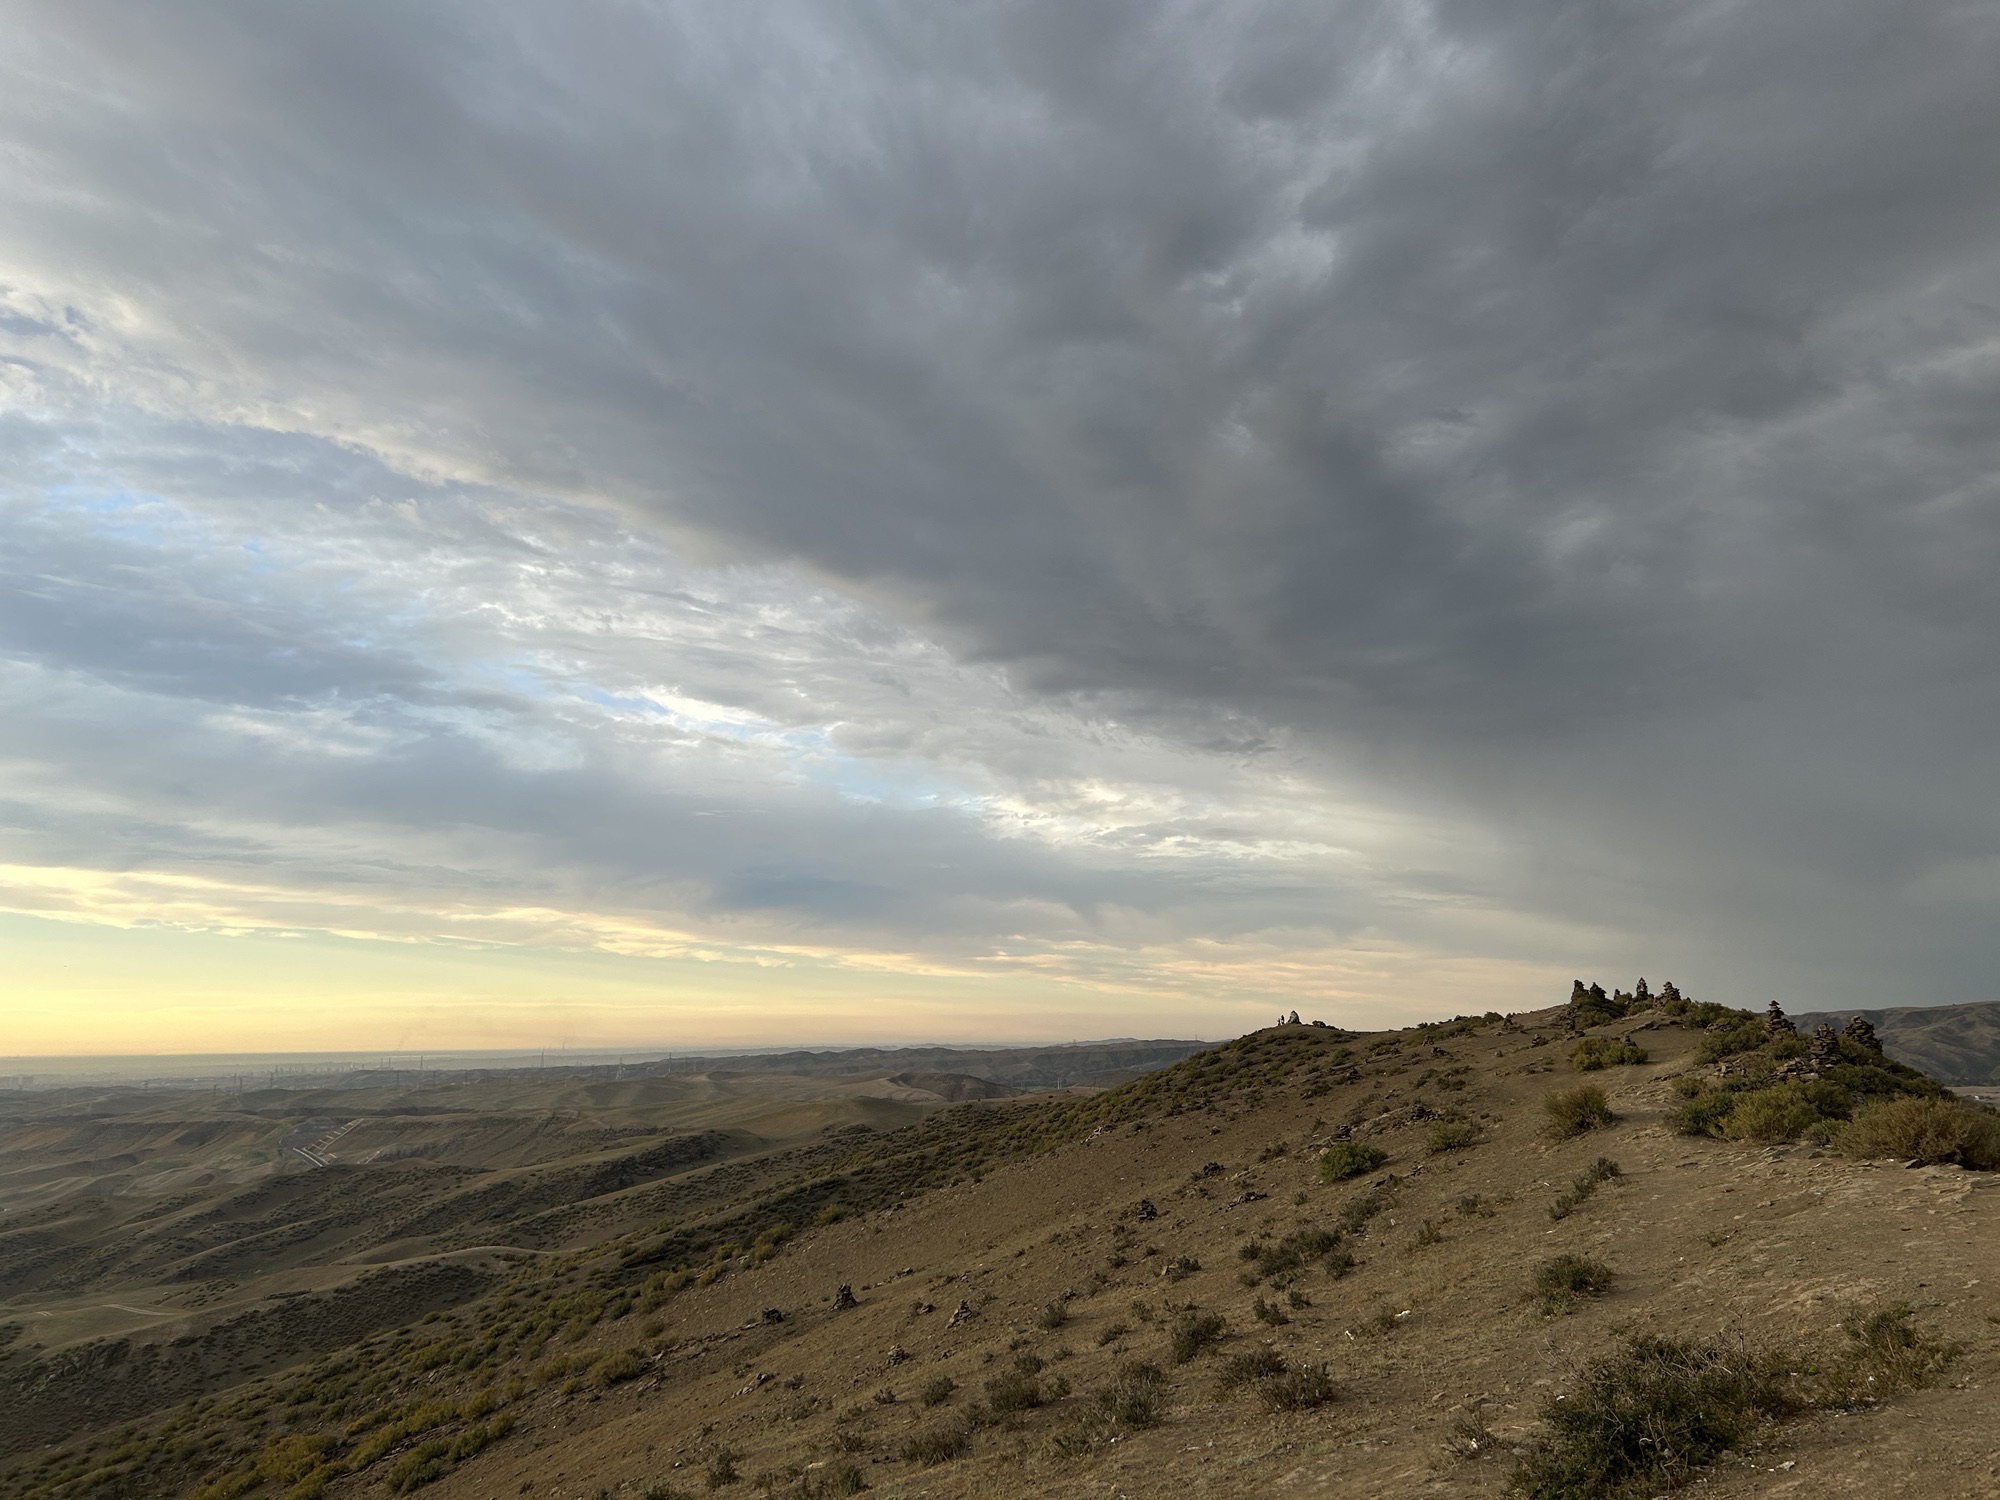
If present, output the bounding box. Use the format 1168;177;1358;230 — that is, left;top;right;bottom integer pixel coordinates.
567;680;986;812
31;484;198;551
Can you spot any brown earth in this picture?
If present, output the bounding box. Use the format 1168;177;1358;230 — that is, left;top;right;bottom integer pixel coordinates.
397;1015;2000;1500
5;1011;2000;1499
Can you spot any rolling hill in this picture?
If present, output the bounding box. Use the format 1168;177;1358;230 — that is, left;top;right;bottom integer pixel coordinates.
3;998;1998;1499
1796;1001;2000;1085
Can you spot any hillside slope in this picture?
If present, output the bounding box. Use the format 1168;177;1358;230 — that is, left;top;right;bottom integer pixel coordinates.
1798;1001;2000;1085
5;1001;2000;1499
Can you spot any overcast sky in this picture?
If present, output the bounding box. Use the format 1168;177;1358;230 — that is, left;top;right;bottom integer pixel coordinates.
4;1;1999;1051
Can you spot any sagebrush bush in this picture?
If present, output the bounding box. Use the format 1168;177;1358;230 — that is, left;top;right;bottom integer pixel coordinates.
1318;1140;1387;1180
1549;1157;1621;1220
1511;1337;1797;1499
1095;1361;1166;1428
1722;1084;1837;1144
1218;1348;1285;1388
1096;1360;1168;1432
1835;1304;1955;1396
918;1375;955;1407
1694;1021;1768;1064
1036;1300;1070;1331
1840;1096;2000;1168
898;1420;973;1466
1239;1227;1345;1281
1168;1310;1226;1364
984;1369;1044;1414
1425;1120;1481;1153
1533;1254;1614;1314
1260;1363;1336;1412
1543;1084;1615;1138
593;1347;647;1387
1666;1086;1738;1137
1337;1178;1398;1235
794;1460;867;1499
1569;1037;1647;1071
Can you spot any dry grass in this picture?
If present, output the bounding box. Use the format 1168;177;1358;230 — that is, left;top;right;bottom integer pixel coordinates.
1543;1085;1616;1138
1840;1097;2000;1168
1532;1254;1614;1315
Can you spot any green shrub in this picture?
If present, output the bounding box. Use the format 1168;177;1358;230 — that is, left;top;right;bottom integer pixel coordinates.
1694;1022;1767;1064
1568;991;1628;1028
1425;1120;1481;1153
1168;1310;1226;1364
1721;1085;1835;1144
593;1347;647;1387
1666;1088;1737;1137
1239;1227;1346;1280
256;1434;332;1486
1543;1085;1615;1138
1840;1097;2000;1168
1570;1038;1647;1071
1511;1337;1798;1499
1317;1141;1387;1181
1532;1254;1614;1315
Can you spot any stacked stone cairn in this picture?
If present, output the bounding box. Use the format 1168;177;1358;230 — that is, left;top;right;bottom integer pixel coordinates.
1843;1014;1882;1055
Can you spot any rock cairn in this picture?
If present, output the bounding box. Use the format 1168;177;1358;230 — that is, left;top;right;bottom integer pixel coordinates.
1843;1014;1882;1055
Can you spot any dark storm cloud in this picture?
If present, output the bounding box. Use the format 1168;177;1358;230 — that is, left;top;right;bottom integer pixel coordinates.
4;1;2000;1004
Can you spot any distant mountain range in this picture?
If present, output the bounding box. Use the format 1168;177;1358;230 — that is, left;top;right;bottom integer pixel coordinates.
1796;1001;2000;1084
646;1038;1208;1090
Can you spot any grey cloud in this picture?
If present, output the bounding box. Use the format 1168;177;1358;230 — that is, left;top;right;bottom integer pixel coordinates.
4;2;2000;1005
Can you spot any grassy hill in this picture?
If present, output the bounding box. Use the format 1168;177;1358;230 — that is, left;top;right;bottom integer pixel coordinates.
3;997;1999;1499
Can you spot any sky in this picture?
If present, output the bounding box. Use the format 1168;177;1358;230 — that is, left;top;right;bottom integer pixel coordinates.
4;1;2000;1054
